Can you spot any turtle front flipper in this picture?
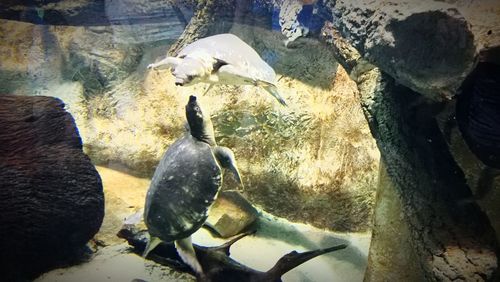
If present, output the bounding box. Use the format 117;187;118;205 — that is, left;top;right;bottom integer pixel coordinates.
217;65;287;106
213;146;243;186
174;236;204;277
148;57;182;70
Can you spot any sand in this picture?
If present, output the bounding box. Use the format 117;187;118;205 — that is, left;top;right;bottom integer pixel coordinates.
35;166;370;282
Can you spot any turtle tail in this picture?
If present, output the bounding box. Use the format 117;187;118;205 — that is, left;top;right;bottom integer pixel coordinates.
263;84;287;106
175;237;204;276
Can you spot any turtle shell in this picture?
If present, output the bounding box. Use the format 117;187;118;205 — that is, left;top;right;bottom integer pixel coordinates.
178;33;277;85
456;62;500;168
144;134;222;242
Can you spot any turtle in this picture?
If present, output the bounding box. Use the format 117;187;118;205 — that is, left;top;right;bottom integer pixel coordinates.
143;95;242;277
147;33;287;106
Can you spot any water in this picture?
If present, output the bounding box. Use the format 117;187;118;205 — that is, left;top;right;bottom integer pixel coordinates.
2;1;498;281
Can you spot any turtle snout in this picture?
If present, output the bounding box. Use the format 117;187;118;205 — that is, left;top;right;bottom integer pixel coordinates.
174;77;185;86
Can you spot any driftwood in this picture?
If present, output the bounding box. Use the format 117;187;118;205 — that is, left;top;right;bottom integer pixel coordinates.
117;224;347;282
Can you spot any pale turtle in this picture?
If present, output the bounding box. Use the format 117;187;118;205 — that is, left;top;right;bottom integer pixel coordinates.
143;95;242;277
147;33;287;106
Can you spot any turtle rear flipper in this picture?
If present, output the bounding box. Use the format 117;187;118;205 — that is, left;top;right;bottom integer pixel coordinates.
261;83;287;106
143;236;162;258
174;237;204;276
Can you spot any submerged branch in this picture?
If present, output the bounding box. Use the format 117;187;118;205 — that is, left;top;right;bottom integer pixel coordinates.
117;223;347;281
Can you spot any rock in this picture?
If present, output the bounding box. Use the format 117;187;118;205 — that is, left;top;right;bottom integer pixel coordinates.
327;0;500;100
0;19;143;97
0;0;193;36
364;162;422;281
60;25;143;93
205;191;259;238
0;0;108;26
62;20;379;234
0;4;379;234
323;24;498;281
104;0;192;44
0;95;104;281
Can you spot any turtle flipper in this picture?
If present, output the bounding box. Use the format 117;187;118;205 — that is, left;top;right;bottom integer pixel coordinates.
174;237;204;276
203;83;214;95
148;57;182;70
213;146;243;186
260;83;287;106
143;236;162;258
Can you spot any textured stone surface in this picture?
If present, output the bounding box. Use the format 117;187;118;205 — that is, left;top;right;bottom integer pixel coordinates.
0;19;143;97
79;25;379;233
323;24;498;281
0;0;191;42
364;162;422;281
0;95;104;280
327;0;500;100
0;2;379;234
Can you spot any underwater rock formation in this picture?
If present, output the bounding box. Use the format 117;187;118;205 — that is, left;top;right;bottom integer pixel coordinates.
78;24;378;233
326;0;500;100
322;21;498;281
0;19;143;98
168;0;237;56
0;0;192;41
0;95;104;280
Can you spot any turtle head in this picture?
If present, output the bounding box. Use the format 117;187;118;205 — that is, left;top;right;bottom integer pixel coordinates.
185;95;204;134
173;53;213;86
213;146;243;186
185;95;216;145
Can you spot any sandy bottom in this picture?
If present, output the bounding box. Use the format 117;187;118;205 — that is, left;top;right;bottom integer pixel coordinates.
36;166;371;282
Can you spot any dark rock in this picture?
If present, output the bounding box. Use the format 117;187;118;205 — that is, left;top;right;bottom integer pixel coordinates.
0;95;104;281
322;24;498;281
457;62;500;169
327;0;500;100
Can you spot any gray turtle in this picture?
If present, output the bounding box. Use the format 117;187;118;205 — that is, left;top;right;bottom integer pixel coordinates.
143;95;242;277
147;33;287;106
